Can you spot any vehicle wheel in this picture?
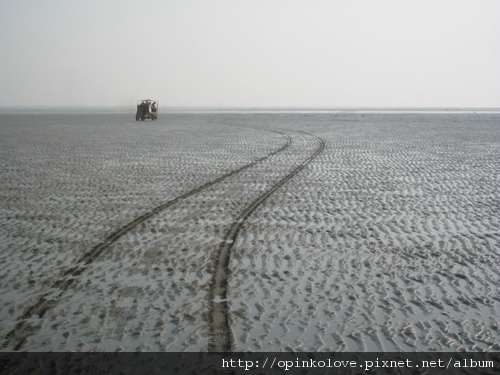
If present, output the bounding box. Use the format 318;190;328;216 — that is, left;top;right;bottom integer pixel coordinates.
136;113;140;121
152;116;156;121
141;116;145;121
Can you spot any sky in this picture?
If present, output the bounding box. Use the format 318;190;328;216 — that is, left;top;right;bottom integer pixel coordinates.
1;0;499;108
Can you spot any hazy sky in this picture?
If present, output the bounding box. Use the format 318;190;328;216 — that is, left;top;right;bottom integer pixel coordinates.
1;0;499;107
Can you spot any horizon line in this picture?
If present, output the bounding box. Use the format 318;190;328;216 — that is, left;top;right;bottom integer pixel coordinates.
1;105;500;110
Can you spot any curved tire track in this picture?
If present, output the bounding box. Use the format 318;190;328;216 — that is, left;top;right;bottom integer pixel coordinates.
207;131;325;353
2;128;291;350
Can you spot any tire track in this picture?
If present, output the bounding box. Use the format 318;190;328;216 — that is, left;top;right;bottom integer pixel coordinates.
207;131;325;353
2;129;291;351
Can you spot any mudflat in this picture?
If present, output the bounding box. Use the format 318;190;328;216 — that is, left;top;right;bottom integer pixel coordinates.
0;112;498;351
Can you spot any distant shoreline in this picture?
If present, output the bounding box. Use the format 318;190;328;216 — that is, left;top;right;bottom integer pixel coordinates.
1;106;499;114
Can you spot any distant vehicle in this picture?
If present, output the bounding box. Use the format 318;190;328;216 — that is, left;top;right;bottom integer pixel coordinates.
136;100;158;121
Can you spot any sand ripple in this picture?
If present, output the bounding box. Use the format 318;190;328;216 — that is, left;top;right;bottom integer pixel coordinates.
0;112;498;352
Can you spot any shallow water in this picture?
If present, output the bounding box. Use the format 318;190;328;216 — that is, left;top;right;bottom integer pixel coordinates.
0;112;498;352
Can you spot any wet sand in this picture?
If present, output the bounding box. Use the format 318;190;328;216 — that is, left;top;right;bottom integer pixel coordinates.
0;112;498;352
